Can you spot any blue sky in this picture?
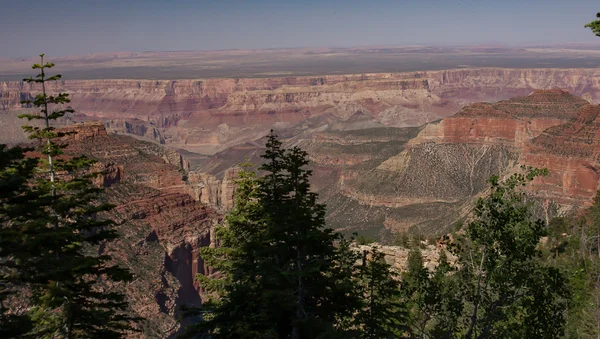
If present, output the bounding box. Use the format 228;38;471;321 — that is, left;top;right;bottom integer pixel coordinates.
0;0;599;58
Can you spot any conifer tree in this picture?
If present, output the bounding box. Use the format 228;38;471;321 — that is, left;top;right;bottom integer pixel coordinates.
354;247;407;338
585;12;600;36
184;131;362;338
0;144;37;337
402;247;461;338
402;247;430;337
183;162;276;338
0;55;138;338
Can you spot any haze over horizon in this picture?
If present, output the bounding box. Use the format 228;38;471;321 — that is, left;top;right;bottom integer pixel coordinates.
1;0;599;59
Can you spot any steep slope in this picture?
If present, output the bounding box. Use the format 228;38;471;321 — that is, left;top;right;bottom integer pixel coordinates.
192;90;600;241
325;90;599;236
57;122;221;338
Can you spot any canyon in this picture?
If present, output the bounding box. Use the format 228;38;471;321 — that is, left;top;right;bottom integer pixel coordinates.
5;67;600;335
2;68;600;159
4;69;600;238
54;122;230;337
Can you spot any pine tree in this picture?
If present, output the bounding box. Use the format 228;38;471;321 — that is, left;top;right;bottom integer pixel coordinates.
183;162;277;338
183;131;362;338
354;247;407;338
585;12;600;36
402;247;429;338
0;55;138;338
0;144;38;337
402;247;461;338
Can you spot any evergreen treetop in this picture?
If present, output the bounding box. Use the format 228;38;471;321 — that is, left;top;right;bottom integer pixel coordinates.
0;55;138;338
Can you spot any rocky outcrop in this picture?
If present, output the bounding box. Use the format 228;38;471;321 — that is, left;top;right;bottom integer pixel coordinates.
316;90;600;236
3;68;600;156
356;243;458;272
186;167;238;212
57;121;109;140
105;119;166;144
57;123;222;337
401;89;600;207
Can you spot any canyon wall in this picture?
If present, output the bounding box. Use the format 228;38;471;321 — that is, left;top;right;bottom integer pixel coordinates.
58;122;221;337
2;68;600;155
10;73;600;334
324;90;600;237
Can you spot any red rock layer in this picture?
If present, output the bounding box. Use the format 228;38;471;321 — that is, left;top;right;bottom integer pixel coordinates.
409;89;600;207
3;68;600;153
53;122;221;336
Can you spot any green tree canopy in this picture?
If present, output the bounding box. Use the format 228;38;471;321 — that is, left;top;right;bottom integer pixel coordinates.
0;55;138;338
585;12;600;36
183;132;407;338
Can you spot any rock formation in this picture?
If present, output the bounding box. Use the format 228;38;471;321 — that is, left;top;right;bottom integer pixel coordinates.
317;89;600;236
356;243;458;273
57;122;221;337
2;68;600;155
9;85;600;335
196;89;600;239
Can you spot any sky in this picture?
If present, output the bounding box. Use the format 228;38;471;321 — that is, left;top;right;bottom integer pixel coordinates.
0;0;599;58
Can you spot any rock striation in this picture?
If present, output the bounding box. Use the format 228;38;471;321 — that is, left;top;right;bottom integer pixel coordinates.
2;68;600;155
20;88;600;333
314;90;600;236
57;122;221;337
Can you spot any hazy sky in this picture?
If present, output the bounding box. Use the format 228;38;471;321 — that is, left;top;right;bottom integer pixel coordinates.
1;0;599;58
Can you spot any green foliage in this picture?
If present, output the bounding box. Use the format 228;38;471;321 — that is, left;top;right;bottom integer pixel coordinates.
183;133;362;338
403;167;570;338
448;167;569;338
393;232;411;248
543;192;600;337
0;56;137;338
453;169;569;338
585;12;600;37
402;247;461;338
183;132;407;338
353;247;407;338
355;234;376;246
0;144;37;337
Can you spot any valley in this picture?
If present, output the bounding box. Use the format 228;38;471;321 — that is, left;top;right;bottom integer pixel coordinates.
29;84;600;336
3;66;600;239
5;62;600;334
3;1;600;336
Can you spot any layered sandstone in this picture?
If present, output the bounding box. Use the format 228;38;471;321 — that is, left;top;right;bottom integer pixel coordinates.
401;89;600;207
186;167;237;211
319;90;600;237
57;122;221;337
2;68;600;155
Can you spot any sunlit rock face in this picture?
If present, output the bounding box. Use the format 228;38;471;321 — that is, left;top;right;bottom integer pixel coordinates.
276;90;600;237
2;68;600;153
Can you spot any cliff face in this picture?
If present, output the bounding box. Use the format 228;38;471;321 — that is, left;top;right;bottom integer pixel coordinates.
196;90;600;238
310;90;600;237
21;90;600;332
109;86;600;241
10;70;600;334
402;89;599;207
3;68;600;155
58;122;221;337
186;167;237;211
